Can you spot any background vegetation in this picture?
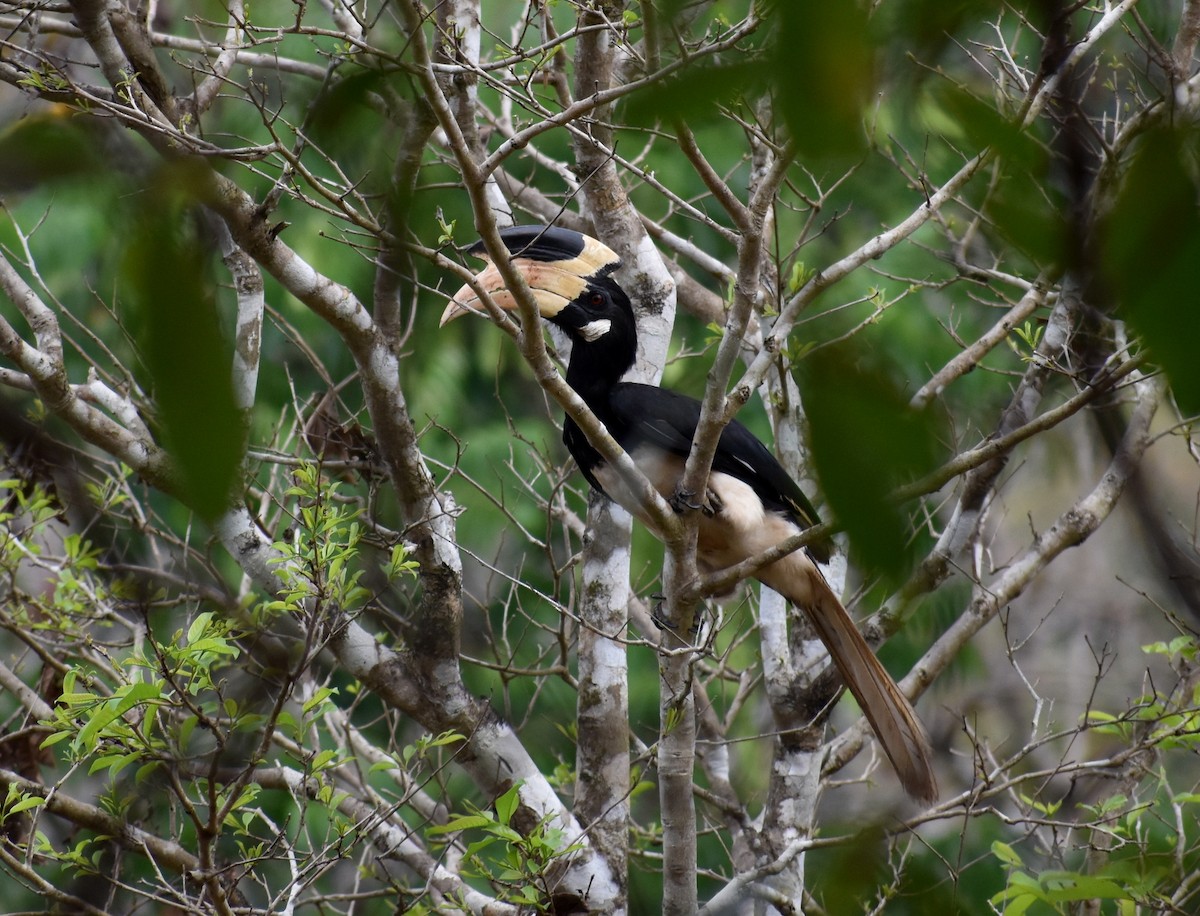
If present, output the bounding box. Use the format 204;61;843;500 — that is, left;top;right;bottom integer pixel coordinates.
1;0;1200;912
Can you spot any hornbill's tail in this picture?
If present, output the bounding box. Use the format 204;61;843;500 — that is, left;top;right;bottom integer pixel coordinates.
762;560;938;803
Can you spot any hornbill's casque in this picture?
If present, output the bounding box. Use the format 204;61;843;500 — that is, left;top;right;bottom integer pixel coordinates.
441;225;936;802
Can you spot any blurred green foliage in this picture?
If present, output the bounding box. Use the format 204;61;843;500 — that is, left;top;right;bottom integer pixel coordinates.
1102;125;1200;416
799;343;944;581
122;163;244;519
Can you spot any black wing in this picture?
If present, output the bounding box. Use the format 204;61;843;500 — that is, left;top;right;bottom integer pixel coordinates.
608;383;831;563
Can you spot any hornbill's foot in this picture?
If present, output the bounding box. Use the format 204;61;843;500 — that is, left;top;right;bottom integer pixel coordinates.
668;489;700;514
700;488;723;518
669;486;724;517
649;593;707;637
649;593;673;631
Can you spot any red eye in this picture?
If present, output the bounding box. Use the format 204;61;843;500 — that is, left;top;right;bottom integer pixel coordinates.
590;293;604;306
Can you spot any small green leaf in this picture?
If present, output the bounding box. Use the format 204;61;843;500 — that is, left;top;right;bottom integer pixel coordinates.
991;840;1024;868
487;823;522;844
39;730;73;749
187;612;214;646
1000;893;1038;916
311;749;338;772
1037;871;1126;902
302;686;338;715
494;782;522;826
427;814;493;836
8;794;47;816
76;682;160;751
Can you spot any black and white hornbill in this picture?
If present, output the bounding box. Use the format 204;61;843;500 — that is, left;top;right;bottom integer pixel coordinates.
441;225;936;802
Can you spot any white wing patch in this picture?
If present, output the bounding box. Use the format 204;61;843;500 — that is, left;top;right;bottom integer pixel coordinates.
730;454;757;477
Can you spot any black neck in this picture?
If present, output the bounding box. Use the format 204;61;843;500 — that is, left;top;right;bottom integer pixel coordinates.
564;320;637;411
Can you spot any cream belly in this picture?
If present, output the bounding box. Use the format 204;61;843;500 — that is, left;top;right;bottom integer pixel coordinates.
591;446;812;592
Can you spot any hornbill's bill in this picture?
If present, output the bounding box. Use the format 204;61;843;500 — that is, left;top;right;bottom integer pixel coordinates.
441;225;937;802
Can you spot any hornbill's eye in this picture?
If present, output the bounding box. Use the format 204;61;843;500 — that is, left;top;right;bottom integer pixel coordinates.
589;292;605;307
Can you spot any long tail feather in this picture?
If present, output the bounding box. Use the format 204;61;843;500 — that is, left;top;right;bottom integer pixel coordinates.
762;561;938;803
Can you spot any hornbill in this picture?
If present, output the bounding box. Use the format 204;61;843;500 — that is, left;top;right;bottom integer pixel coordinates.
441;225;936;802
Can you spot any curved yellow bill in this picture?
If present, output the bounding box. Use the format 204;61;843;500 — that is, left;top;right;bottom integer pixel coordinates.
440;233;620;327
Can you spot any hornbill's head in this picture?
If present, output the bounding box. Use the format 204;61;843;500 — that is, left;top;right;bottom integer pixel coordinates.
440;226;637;379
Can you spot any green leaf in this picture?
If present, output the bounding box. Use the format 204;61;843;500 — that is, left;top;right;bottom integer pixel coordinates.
311;749;338;772
425;730;464;749
178;714;199;750
1000;893;1038;916
75;681;161;751
427;814;493;836
88;751;140;777
494;783;522;827
303;686;338;715
39;729;73;749
187;612;214;645
7;794;47;816
487;823;522;844
463;835;498;859
999;871;1041;895
1037;871;1127;902
991;840;1024;868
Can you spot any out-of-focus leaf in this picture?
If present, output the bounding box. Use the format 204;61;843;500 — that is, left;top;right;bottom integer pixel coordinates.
986;174;1069;269
930;86;1067;269
1102;126;1200;416
309;71;418;246
0;109;102;192
123;163;243;519
807;825;886;915
768;1;875;162
874;0;1010;66
624;59;766;127
307;71;388;154
798;344;942;580
930;86;1044;176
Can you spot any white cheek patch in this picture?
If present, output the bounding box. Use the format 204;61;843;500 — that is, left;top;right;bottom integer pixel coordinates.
578;319;612;341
